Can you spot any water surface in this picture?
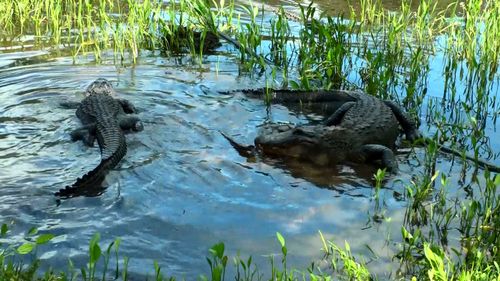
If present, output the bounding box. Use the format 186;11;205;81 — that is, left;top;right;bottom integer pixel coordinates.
0;1;498;279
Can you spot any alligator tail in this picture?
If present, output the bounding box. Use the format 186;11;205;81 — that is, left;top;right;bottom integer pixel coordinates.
419;137;500;173
55;136;127;198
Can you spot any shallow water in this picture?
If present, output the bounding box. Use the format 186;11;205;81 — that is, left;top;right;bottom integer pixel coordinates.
0;2;499;280
0;51;400;277
247;0;460;18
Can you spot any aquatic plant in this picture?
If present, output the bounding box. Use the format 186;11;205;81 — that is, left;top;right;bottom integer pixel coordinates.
0;0;232;62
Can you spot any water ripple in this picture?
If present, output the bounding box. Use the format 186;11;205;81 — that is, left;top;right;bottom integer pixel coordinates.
0;50;492;279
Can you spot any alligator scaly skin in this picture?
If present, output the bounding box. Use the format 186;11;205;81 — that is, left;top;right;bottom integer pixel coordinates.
222;88;420;171
56;79;142;198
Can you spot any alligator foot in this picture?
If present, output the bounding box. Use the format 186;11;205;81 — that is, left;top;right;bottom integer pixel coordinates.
383;100;422;142
359;144;398;172
118;99;138;114
119;116;144;132
60;101;81;109
70;125;96;147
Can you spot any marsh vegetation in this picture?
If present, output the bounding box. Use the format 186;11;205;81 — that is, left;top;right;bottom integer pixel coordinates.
0;0;498;280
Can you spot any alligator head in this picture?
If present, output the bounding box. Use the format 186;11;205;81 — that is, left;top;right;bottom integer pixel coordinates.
86;78;115;96
255;123;352;166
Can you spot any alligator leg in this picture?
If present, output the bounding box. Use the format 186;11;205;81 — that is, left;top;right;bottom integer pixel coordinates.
383;101;421;142
359;144;398;172
323;102;356;126
60;101;81;109
70;125;96;147
117;99;137;114
119;116;144;132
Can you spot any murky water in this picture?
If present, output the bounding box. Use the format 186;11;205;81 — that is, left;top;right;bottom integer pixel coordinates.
0;1;498;280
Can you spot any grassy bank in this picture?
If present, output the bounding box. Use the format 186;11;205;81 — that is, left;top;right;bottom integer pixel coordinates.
0;0;499;280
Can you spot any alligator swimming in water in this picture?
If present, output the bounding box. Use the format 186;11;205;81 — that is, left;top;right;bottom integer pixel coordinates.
56;78;143;198
225;88;500;173
221;88;421;172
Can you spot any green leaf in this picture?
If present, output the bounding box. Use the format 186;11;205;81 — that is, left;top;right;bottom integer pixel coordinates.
281;246;287;256
326;68;333;77
90;243;102;264
17;243;35;254
89;233;100;250
430;171;439;183
81;268;87;280
209;242;225;259
89;233;102;264
1;224;7;236
289;80;300;89
114;238;121;252
35;234;55;245
27;227;38;236
344;241;351;252
212;265;223;281
154;260;159;272
401;226;413;241
106;240;115;255
239;258;246;270
276;232;285;248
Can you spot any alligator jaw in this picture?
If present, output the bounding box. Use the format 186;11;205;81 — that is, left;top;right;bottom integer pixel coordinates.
254;125;323;160
220;131;257;158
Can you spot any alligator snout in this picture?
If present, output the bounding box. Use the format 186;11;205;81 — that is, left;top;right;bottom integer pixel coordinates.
255;125;321;160
86;78;115;96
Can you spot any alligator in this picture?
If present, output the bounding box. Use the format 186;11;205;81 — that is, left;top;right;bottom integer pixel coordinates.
225;88;500;173
56;78;143;198
221;88;378;117
221;88;421;172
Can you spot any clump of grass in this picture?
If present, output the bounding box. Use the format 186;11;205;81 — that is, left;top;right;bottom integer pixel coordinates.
0;227;376;280
395;170;499;280
0;0;235;63
0;223;58;280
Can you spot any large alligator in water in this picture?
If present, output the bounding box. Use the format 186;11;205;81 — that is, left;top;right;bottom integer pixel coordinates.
56;78;143;197
221;88;421;172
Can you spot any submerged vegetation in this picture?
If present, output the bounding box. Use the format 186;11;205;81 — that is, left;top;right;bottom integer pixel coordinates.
0;0;499;280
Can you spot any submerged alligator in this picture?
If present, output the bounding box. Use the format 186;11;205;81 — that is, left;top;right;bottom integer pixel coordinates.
56;78;143;197
222;89;421;172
